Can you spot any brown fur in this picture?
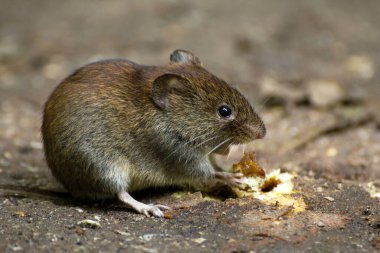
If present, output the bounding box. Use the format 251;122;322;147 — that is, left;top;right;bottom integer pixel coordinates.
42;50;266;200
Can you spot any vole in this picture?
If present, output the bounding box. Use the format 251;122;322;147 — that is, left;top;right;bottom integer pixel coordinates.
42;50;266;217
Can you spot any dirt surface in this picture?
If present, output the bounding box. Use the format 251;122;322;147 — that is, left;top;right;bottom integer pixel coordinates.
0;1;379;252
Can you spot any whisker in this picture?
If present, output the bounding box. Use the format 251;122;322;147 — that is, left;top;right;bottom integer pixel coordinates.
181;129;211;146
163;129;212;161
182;134;223;165
192;134;220;150
164;134;219;162
226;143;234;161
256;95;273;112
204;137;233;158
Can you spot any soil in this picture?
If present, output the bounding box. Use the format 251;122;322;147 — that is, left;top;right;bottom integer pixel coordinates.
0;1;379;252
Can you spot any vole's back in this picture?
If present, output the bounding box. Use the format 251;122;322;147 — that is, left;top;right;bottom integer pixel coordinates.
42;60;155;199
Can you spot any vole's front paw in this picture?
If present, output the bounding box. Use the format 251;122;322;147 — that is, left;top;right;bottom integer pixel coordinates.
215;171;245;188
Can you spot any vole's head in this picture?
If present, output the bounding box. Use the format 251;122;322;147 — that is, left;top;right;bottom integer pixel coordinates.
151;50;265;154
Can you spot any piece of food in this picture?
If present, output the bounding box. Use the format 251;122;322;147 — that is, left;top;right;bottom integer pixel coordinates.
231;151;282;194
261;176;281;192
229;152;305;212
232;152;266;178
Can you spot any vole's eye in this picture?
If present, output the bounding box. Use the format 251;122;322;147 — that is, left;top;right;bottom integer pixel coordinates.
218;105;233;119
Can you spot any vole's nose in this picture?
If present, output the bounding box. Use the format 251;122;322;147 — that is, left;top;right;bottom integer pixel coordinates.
246;123;266;140
257;124;266;139
258;124;267;139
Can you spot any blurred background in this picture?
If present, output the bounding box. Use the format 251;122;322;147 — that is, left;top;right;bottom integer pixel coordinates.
0;0;379;187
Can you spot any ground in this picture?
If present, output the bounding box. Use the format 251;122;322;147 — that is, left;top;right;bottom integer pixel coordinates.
0;1;379;252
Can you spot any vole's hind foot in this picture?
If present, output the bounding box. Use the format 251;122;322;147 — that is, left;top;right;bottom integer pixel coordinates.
215;171;245;188
117;191;170;218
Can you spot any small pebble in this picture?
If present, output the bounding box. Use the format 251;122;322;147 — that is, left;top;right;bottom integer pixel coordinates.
115;230;131;236
14;211;26;217
8;244;23;251
77;219;101;229
192;238;206;244
326;148;338;157
3;151;12;159
345;55;374;79
141;234;154;241
317;221;325;227
307;80;344;108
43;63;64;80
324;196;335;202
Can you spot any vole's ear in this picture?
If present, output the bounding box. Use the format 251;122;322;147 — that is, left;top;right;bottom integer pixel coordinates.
152;73;190;110
170;49;202;66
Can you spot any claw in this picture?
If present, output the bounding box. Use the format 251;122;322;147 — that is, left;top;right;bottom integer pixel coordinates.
118;191;171;218
234;173;244;178
153;204;171;210
215;171;246;187
138;205;167;218
142;209;150;217
152;208;164;218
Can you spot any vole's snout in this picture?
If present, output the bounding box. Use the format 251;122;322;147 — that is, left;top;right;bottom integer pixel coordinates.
257;123;266;139
245;123;266;140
